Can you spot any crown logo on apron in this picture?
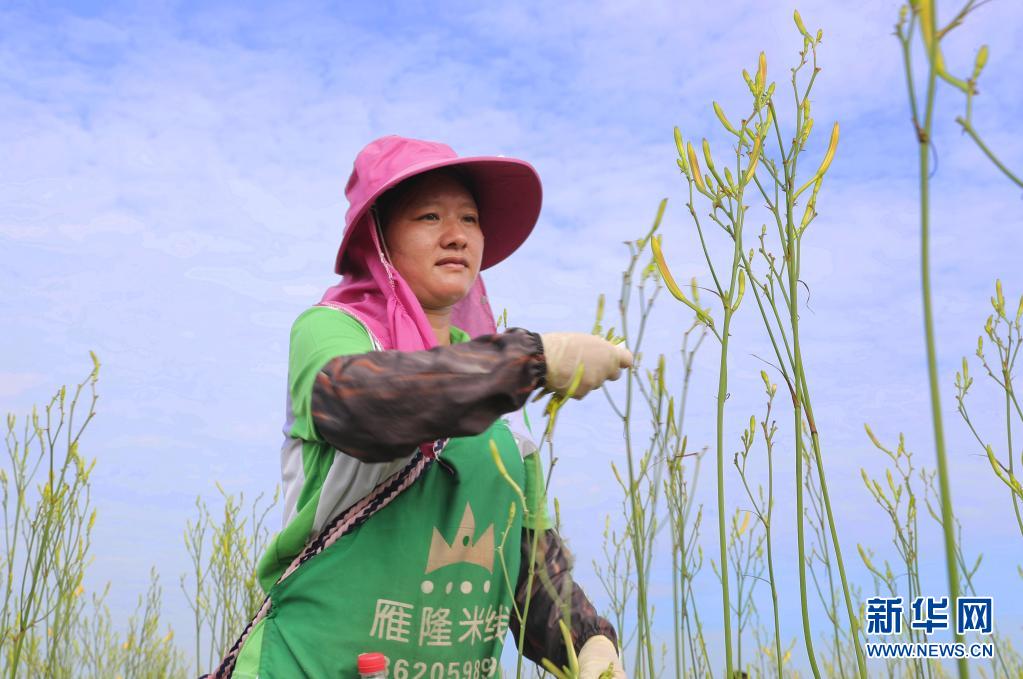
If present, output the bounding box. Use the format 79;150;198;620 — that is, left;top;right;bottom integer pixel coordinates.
425;502;494;574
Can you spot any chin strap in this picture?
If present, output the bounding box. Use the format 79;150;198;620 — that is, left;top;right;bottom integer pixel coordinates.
371;205;396;271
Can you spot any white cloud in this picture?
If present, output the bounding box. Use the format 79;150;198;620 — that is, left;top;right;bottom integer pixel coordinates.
3;0;1022;667
0;372;46;399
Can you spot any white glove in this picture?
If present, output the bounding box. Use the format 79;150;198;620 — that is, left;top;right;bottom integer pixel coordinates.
540;333;634;399
578;635;627;679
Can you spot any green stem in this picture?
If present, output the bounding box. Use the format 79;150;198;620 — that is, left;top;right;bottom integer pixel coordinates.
955;118;1023;189
787;198;822;679
9;435;59;679
514;501;544;678
736;577;744;674
672;542;683;679
919;3;967;676
765;455;783;678
798;391;867;677
1005;380;1023;537
717;307;735;679
616;241;657;679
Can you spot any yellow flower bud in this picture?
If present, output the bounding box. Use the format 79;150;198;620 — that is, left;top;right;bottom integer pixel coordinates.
743;134;763;185
864;423;883;450
651;236;714;327
737;511;750;536
885;468;897;494
817;122;839;176
799;118;815;150
713;101;740;136
972;45;989;81
800;199;815;231
667;398;677;438
914;0;972;93
795;122;839;197
731;268;746;312
701;138;717;176
793;9;810;37
657;354;666;394
611;461;624;487
742;68;757;96
686;142;707;192
490;439;524;502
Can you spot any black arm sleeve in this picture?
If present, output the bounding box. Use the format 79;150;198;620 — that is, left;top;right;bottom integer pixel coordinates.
311;328;546;462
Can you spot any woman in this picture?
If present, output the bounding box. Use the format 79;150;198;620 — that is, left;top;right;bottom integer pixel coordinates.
214;136;630;678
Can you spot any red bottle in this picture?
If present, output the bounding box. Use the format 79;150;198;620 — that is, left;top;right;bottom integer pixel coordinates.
357;652;388;678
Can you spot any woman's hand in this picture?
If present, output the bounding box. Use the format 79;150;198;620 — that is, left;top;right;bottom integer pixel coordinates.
540;333;633;398
577;635;627;678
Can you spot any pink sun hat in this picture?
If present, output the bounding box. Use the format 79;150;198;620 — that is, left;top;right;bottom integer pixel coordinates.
334;135;543;274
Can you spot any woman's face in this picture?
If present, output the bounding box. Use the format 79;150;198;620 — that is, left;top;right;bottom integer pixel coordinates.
382;172;484;311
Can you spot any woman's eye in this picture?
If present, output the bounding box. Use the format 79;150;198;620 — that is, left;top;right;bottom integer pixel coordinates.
416;213;439;221
463;214;479;225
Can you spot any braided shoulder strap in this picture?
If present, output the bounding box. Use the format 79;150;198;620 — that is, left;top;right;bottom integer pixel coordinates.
206;438;447;678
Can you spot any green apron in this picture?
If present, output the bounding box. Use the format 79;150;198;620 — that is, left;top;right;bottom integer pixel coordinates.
233;420;526;678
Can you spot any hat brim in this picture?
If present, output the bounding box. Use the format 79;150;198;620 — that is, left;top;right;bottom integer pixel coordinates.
334;155;543;275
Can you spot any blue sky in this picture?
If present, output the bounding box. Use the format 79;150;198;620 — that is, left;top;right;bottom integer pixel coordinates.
3;0;1022;673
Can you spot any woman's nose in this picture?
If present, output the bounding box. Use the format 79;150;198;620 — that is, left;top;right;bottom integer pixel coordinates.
440;218;470;247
